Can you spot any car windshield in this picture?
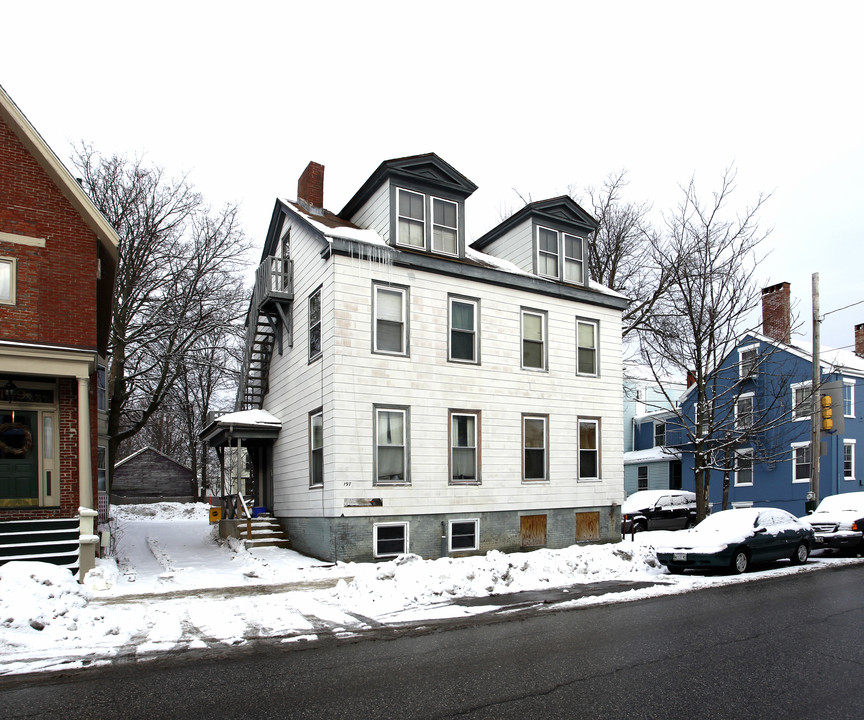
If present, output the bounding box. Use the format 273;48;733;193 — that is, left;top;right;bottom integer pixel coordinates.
694;509;758;534
815;493;864;513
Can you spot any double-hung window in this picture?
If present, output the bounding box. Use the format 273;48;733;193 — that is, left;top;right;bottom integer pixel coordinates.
695;400;711;436
309;410;323;487
397;189;425;248
792;381;812;420
736;394;754;431
637;465;648;491
432;198;458;255
739;345;758;379
576;319;598;376
374;522;408;558
536;227;584;283
654;422;666;447
96;365;108;412
0;257;14;305
521;309;547;370
563;234;583;283
450;411;479;483
373;284;408;355
523;415;548;481
735;449;754;486
792;442;811;482
844;440;856;480
375;406;408;484
578;418;600;481
449;296;478;363
537;227;559;278
844;381;855;418
309;287;322;362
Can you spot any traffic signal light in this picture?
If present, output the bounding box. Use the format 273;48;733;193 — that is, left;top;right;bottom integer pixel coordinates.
821;393;833;432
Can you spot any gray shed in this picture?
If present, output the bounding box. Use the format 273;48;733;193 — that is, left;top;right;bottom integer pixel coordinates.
111;447;197;504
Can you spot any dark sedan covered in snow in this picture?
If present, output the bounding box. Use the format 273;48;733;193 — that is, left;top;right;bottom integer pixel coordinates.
621;489;697;535
655;507;815;574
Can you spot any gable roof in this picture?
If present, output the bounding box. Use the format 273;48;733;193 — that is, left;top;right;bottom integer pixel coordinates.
471;196;598;250
339;153;478;220
115;446;193;473
0;84;119;261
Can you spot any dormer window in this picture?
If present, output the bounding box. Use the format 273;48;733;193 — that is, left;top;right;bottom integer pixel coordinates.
396;188;460;256
536;226;585;284
432;198;458;255
397;189;425;248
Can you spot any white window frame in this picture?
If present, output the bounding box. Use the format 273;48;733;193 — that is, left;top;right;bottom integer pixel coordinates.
0;257;15;305
448;519;479;552
522;414;548;482
653;422;666;448
578;417;601;481
791;442;811;483
791;381;812;421
734;448;754;486
450;410;480;484
563;233;584;284
431;196;459;256
308;286;322;362
396;188;425;248
844;380;855;418
536;226;559;279
844;439;856;481
373;283;408;356
637;465;648;491
373;522;409;558
695;400;711;436
738;344;759;379
96;365;108;412
736;393;755;431
448;295;479;364
374;406;409;485
521;308;547;371
309;410;323;488
576;319;598;377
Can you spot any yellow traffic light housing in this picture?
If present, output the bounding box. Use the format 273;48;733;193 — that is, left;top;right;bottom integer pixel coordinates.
821;393;833;432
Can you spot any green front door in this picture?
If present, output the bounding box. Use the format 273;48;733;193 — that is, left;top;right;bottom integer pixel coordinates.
0;411;39;506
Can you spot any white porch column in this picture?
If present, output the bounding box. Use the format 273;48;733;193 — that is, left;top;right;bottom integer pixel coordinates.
77;376;93;509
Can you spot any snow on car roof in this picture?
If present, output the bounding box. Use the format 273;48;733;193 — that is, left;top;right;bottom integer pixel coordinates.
622;489;695;514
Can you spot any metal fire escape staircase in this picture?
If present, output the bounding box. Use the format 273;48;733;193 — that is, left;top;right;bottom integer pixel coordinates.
237;256;293;410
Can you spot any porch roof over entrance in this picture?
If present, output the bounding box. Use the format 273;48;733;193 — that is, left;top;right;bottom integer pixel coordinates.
199;409;282;447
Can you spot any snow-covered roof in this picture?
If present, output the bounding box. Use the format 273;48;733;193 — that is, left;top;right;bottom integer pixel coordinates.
214;409;282;427
115;446;193;471
623;447;681;465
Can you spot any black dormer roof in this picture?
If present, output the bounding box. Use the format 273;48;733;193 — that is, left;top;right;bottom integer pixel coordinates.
472;196;598;250
339;153;478;220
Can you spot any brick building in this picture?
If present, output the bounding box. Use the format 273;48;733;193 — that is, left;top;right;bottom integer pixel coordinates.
0;84;118;576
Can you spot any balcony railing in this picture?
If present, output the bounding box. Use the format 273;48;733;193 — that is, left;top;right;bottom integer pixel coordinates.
253;255;293;308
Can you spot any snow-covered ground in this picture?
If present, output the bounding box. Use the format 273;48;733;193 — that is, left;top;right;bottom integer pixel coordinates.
1;502;861;676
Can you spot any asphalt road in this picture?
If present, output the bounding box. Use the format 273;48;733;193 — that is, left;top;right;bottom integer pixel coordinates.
2;563;863;719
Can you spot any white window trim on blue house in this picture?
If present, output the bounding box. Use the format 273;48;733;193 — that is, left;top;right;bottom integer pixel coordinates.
791;441;811;483
734;448;754;486
844;380;855;418
844;439;856;481
738;343;759;379
791;381;812;421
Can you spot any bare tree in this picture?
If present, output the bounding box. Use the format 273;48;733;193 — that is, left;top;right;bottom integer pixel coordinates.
72;144;250;477
639;166;775;520
573;170;666;340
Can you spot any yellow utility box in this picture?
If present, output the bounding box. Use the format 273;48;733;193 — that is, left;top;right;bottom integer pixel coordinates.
209;507;222;523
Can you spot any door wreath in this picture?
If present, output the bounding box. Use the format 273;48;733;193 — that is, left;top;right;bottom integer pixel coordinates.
0;423;33;456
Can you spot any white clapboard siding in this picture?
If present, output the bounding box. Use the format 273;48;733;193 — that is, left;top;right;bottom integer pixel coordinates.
263;236;623;519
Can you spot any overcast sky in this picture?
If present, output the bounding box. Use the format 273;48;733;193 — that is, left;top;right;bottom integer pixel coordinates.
3;1;862;349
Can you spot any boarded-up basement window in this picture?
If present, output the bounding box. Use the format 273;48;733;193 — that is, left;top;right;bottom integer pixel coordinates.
575;511;600;541
520;514;547;547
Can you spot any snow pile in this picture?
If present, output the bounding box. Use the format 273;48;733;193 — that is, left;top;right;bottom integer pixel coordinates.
0;562;91;642
110;501;211;522
332;543;665;616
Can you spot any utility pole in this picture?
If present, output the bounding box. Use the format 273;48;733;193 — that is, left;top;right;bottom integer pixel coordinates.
811;272;820;504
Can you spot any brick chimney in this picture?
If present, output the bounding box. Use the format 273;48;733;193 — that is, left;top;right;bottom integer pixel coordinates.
686;370;696;388
297;161;324;210
856;323;864;357
761;282;791;343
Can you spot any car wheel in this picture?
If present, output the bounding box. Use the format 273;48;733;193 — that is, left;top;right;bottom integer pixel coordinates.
790;542;809;565
730;548;749;574
632;523;646;533
685;518;696;529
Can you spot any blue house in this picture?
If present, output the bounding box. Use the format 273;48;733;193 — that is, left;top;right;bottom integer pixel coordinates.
676;283;864;515
623;365;685;496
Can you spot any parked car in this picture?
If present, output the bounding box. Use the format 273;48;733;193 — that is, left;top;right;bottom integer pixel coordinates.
799;491;864;553
621;490;697;535
655;507;815;574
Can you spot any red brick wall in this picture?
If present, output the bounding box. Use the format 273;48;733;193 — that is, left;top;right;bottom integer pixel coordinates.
0;119;99;349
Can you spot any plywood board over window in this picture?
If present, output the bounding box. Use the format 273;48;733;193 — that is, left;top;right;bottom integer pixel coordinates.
575;511;600;541
520;514;547;547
